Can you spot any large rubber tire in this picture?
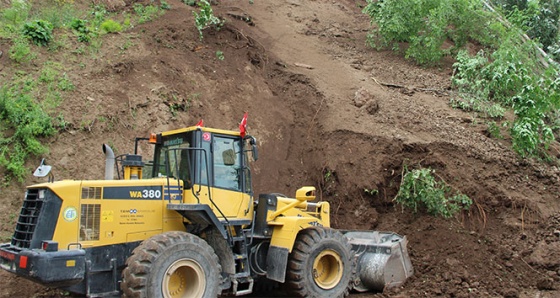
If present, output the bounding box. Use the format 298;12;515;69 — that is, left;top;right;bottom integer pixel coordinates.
285;227;354;298
121;231;221;298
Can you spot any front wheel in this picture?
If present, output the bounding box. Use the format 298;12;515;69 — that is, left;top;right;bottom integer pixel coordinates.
121;231;221;298
285;227;354;298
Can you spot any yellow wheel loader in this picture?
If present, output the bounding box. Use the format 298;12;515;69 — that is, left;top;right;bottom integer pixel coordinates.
0;121;412;297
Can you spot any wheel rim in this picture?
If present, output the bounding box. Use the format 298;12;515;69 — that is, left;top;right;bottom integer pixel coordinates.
162;259;206;298
312;249;343;290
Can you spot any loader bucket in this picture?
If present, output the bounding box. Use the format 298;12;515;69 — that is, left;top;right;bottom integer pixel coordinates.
342;231;413;292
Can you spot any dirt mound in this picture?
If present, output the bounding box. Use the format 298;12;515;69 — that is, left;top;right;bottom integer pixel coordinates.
1;0;560;297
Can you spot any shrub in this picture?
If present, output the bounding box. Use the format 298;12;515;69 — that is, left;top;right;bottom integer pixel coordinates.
161;1;172;10
9;36;35;63
1;1;29;36
35;2;76;29
70;19;92;42
134;3;164;24
0;86;57;182
363;0;495;65
22;20;53;46
452;34;560;158
100;19;122;33
395;166;472;218
193;0;223;40
182;0;197;6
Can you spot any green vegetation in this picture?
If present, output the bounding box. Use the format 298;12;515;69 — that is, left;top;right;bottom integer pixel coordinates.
22;20;53;46
0;1;171;183
70;19;92;42
133;3;165;24
395;166;472;218
216;50;224;60
364;0;560;158
182;0;197;6
1;1;29;36
363;0;494;65
0;85;57;182
100;19;122;33
492;0;560;59
193;0;223;40
161;1;172;10
0;62;75;182
9;36;35;63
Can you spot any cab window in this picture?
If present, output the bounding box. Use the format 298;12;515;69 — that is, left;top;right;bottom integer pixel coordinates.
153;135;192;188
213;136;241;191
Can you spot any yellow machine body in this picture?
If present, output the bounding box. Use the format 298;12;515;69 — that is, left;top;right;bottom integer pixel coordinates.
0;125;413;297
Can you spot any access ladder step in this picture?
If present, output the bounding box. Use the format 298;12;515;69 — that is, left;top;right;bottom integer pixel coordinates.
232;277;254;296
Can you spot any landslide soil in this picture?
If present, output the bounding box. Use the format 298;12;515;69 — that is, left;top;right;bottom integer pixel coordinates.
1;0;560;297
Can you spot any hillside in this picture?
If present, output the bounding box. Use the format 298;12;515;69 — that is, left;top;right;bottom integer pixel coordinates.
1;0;559;297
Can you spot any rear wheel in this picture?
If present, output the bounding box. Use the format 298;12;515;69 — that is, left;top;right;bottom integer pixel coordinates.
121;231;221;298
285;227;354;298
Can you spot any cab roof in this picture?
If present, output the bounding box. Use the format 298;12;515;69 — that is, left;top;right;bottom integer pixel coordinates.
161;126;241;137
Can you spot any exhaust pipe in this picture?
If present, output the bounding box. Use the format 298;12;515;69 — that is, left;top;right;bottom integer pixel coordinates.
102;144;115;180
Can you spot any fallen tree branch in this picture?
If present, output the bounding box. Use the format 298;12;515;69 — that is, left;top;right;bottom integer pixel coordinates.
371;77;449;96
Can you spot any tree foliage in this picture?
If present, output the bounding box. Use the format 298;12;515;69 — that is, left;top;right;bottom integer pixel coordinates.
364;0;560;158
363;0;497;65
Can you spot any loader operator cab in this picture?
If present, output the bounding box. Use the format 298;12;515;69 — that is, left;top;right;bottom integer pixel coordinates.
149;127;256;196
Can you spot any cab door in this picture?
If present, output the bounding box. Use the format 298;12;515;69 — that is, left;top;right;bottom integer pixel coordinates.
210;135;247;218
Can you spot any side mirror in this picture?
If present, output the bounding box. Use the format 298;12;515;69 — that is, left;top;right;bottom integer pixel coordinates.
248;136;258;161
33;158;54;182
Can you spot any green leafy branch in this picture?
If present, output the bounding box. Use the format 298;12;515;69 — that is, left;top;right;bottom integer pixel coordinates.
193;0;223;40
394;165;472;218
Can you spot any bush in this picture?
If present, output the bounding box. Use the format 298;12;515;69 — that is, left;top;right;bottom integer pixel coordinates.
22;20;53;46
363;0;495;65
452;33;560;157
395;166;472;218
0;86;57;182
70;19;92;42
193;0;223;40
494;0;560;52
9;36;35;63
1;1;29;36
100;19;122;33
134;3;164;24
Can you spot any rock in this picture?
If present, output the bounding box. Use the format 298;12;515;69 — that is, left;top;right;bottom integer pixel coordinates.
362;65;374;72
528;241;560;268
351;64;361;70
536;277;555;290
354;87;373;108
364;99;379;115
59;156;70;167
502;288;519;298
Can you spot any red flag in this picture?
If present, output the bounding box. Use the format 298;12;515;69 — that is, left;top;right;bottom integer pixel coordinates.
239;112;248;138
195;119;204;127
